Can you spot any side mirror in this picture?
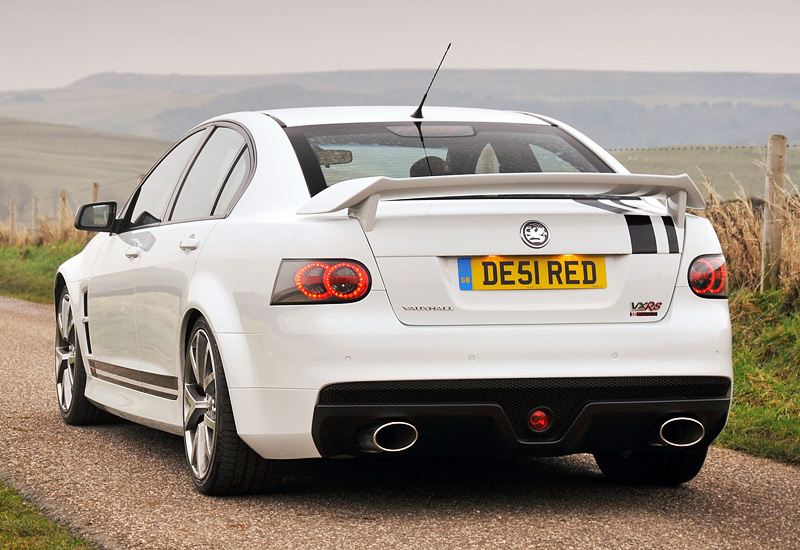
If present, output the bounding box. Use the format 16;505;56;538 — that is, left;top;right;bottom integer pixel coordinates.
74;202;117;232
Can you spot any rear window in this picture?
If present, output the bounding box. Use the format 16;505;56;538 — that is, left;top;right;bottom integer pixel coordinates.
285;122;612;196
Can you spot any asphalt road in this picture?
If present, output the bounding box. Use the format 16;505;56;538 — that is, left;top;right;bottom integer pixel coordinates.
1;295;799;550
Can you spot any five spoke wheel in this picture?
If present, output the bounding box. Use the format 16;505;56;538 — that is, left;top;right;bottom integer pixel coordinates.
55;287;103;425
183;327;218;479
55;292;76;413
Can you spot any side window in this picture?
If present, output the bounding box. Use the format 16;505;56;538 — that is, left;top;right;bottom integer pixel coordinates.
212;148;250;216
170;127;246;222
127;130;206;229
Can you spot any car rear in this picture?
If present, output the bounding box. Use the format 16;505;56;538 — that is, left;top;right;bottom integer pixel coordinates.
245;108;732;480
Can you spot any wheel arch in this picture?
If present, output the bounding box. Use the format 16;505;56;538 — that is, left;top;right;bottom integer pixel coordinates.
54;273;67;313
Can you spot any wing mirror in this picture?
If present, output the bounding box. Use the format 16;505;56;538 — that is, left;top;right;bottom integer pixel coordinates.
74;202;117;232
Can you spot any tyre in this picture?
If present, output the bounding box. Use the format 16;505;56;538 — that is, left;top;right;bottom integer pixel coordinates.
55;288;105;425
593;446;709;485
183;318;284;495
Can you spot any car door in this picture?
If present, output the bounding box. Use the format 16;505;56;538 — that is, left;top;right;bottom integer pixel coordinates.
86;129;208;391
134;125;251;399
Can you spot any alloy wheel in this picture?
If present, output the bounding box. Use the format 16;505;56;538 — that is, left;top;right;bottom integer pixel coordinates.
55;293;76;412
184;328;218;479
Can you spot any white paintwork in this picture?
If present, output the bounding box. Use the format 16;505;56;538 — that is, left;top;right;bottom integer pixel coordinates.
297;172;704;233
56;105;733;461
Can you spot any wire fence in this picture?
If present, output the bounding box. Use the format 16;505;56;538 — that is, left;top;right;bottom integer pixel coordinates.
1;176;142;245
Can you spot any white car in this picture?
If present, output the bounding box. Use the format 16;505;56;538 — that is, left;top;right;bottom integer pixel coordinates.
55;106;732;494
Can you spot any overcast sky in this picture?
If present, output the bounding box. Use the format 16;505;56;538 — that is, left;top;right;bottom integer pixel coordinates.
2;0;799;91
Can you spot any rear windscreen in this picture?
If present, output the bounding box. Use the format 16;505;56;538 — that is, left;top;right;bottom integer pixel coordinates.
285;122;613;196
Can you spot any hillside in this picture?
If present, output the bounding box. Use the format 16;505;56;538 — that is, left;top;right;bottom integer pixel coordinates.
613;146;800;198
0;111;789;232
0;117;170;223
1;70;799;148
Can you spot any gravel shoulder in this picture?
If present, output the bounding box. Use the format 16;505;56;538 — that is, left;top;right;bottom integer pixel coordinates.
1;295;799;550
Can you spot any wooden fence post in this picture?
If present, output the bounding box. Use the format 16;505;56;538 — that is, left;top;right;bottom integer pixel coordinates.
9;200;16;243
760;134;788;292
92;182;99;203
59;190;68;240
33;196;40;238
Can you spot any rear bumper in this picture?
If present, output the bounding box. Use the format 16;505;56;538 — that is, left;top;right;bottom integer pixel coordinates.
311;377;731;457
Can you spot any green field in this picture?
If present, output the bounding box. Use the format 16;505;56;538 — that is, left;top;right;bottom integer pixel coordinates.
613;145;800;198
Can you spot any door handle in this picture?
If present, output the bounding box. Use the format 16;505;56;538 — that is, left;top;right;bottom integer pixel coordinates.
179;236;199;251
125;246;141;258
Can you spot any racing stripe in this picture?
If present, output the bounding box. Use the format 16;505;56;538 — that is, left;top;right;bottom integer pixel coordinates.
662;216;679;253
625;215;658;254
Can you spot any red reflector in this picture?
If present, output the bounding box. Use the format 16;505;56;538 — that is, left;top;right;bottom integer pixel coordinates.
528;409;551;432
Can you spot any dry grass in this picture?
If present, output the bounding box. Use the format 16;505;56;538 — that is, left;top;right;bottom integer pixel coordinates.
2;179;799;293
0;217;82;246
698;175;800;293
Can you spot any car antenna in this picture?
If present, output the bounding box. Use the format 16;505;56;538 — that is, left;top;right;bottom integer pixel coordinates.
410;43;451;119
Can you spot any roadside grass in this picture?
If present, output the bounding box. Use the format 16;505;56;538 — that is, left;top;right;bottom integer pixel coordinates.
717;289;800;465
0;241;85;303
0;480;96;549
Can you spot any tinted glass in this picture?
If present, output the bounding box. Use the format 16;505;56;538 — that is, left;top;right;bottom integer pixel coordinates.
212;149;249;216
171;127;246;222
286;122;612;195
127;130;206;229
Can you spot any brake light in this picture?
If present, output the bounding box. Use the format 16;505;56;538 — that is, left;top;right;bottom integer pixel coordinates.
688;254;727;298
272;260;372;304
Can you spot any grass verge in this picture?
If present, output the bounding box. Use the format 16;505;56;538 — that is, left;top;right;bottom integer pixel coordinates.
0;242;85;304
716;289;800;465
0;480;96;549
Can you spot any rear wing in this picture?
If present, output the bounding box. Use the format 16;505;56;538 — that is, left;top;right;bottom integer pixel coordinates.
296;172;704;232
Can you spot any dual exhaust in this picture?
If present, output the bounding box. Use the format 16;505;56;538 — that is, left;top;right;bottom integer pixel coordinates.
359;421;418;453
358;417;704;452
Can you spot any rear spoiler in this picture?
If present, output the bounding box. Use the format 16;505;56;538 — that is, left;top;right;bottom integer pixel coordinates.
296;172;704;232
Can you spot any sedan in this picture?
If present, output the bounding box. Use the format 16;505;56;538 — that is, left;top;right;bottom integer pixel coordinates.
55;106;732;494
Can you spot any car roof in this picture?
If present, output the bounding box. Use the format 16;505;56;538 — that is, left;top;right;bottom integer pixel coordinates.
259;106;552;127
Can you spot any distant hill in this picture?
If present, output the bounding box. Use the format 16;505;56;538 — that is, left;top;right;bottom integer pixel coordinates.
0;117;169;223
1;70;799;148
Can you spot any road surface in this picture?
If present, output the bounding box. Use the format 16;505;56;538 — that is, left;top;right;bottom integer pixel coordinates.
1;295;798;549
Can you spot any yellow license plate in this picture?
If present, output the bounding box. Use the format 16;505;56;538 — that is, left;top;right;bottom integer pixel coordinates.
457;255;607;290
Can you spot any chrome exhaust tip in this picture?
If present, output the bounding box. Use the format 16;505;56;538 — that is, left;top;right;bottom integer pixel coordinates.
359;421;418;453
659;417;705;447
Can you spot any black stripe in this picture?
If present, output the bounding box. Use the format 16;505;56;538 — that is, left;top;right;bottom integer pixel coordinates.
91;360;140;383
573;199;629;214
89;359;178;400
662;216;679;253
139;370;179;391
625;215;658;254
142;387;179;400
94;372;142;393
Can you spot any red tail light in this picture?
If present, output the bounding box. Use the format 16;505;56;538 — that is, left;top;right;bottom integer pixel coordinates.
688;254;728;298
272;260;371;304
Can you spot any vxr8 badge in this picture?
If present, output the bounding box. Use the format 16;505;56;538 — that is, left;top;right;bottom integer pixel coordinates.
630;301;662;317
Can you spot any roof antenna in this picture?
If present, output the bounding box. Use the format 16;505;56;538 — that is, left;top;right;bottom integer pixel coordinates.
410;43;451;119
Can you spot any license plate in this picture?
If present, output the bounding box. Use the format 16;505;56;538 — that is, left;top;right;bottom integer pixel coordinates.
458;255;607;290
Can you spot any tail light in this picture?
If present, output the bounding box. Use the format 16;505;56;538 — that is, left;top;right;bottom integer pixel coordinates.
688;254;727;298
271;260;371;304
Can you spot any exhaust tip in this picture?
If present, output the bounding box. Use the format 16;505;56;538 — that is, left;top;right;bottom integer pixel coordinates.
360;421;418;453
659;417;705;447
